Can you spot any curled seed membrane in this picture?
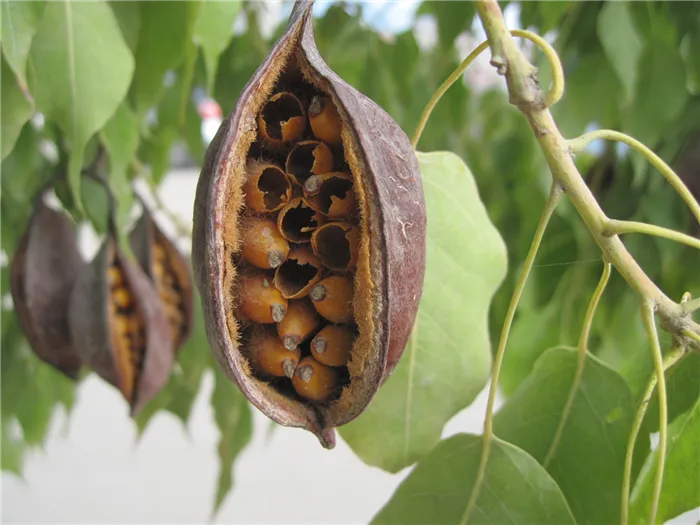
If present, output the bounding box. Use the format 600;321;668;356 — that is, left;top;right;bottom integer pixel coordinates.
286;140;334;186
311;222;359;271
303;172;356;220
244;161;293;213
258;92;307;144
277;197;325;243
273;245;324;299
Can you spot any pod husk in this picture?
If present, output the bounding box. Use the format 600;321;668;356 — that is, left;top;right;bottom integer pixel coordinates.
9;197;84;379
69;235;174;415
192;0;426;447
129;207;194;351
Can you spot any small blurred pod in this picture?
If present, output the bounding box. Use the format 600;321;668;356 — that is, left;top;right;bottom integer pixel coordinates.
10;195;84;379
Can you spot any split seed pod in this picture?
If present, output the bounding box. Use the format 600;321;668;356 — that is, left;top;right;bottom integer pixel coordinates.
192;0;426;448
69;231;175;415
129;206;194;352
9;196;84;379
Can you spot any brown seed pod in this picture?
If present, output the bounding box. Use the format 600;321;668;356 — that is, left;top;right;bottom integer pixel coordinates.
244;161;292;213
277;299;321;349
286;140;334;186
257;92;307;144
309;96;342;146
192;0;426;448
9;197;84;379
273;245;324;299
303;171;356;219
292;356;339;401
239;272;288;323
129;208;194;352
69;234;175;415
277;196;325;243
310;324;354;367
250;331;301;378
240;217;291;269
310;222;359;272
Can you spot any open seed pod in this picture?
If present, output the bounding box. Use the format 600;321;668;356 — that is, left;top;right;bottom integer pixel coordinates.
129;207;194;352
192;0;426;448
9;195;84;379
69;232;174;415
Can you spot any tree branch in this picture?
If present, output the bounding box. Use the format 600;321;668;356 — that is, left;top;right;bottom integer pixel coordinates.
473;0;700;351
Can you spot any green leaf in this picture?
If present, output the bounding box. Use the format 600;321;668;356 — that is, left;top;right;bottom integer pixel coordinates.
29;0;134;216
681;31;700;95
372;434;576;525
597;1;644;104
101;102;139;235
494;347;644;525
630;396;700;524
339;151;507;472
1;58;33;160
211;366;253;515
130;1;192;114
417;1;475;49
0;1;45;89
193;0;241;92
109;1;140;52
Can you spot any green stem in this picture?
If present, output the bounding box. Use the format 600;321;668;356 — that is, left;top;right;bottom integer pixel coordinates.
683;328;700;345
681;297;700;314
411;29;564;149
620;345;685;525
605;219;700;251
460;183;563;525
640;302;669;525
543;261;611;468
569;130;700;226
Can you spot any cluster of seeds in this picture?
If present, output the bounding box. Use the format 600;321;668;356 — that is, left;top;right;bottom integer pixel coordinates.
237;84;359;403
151;239;188;348
107;257;145;402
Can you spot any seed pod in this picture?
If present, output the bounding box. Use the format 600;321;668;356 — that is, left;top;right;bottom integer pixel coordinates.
286;141;334;186
292;356;339;401
311;222;359;271
303;172;356;219
244;161;292;213
277;299;320;349
240;217;291;269
69;234;174;415
9;197;84;379
311;324;354;367
129;208;194;352
192;0;426;448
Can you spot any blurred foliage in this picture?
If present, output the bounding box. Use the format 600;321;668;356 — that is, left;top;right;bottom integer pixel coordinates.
1;0;698;521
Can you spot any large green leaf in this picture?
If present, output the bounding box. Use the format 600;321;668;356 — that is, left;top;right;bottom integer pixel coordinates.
494;347;644;525
193;0;241;92
682;30;700;95
597;1;644;105
339;151;507;472
130;1;192;114
29;0;134;215
101;102;139;235
1;57;33;160
0;1;45;89
211;366;253;515
372;434;576;525
630;396;700;524
109;1;140;52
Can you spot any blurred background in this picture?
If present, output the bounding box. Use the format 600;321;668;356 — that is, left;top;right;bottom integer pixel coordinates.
2;1;699;523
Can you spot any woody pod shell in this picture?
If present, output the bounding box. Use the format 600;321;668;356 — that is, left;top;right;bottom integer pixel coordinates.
9;196;84;379
192;0;426;447
68;233;174;415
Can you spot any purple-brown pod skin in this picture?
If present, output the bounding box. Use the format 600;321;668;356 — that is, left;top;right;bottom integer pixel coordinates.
192;0;426;448
9;198;84;380
129;208;194;352
68;235;175;415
